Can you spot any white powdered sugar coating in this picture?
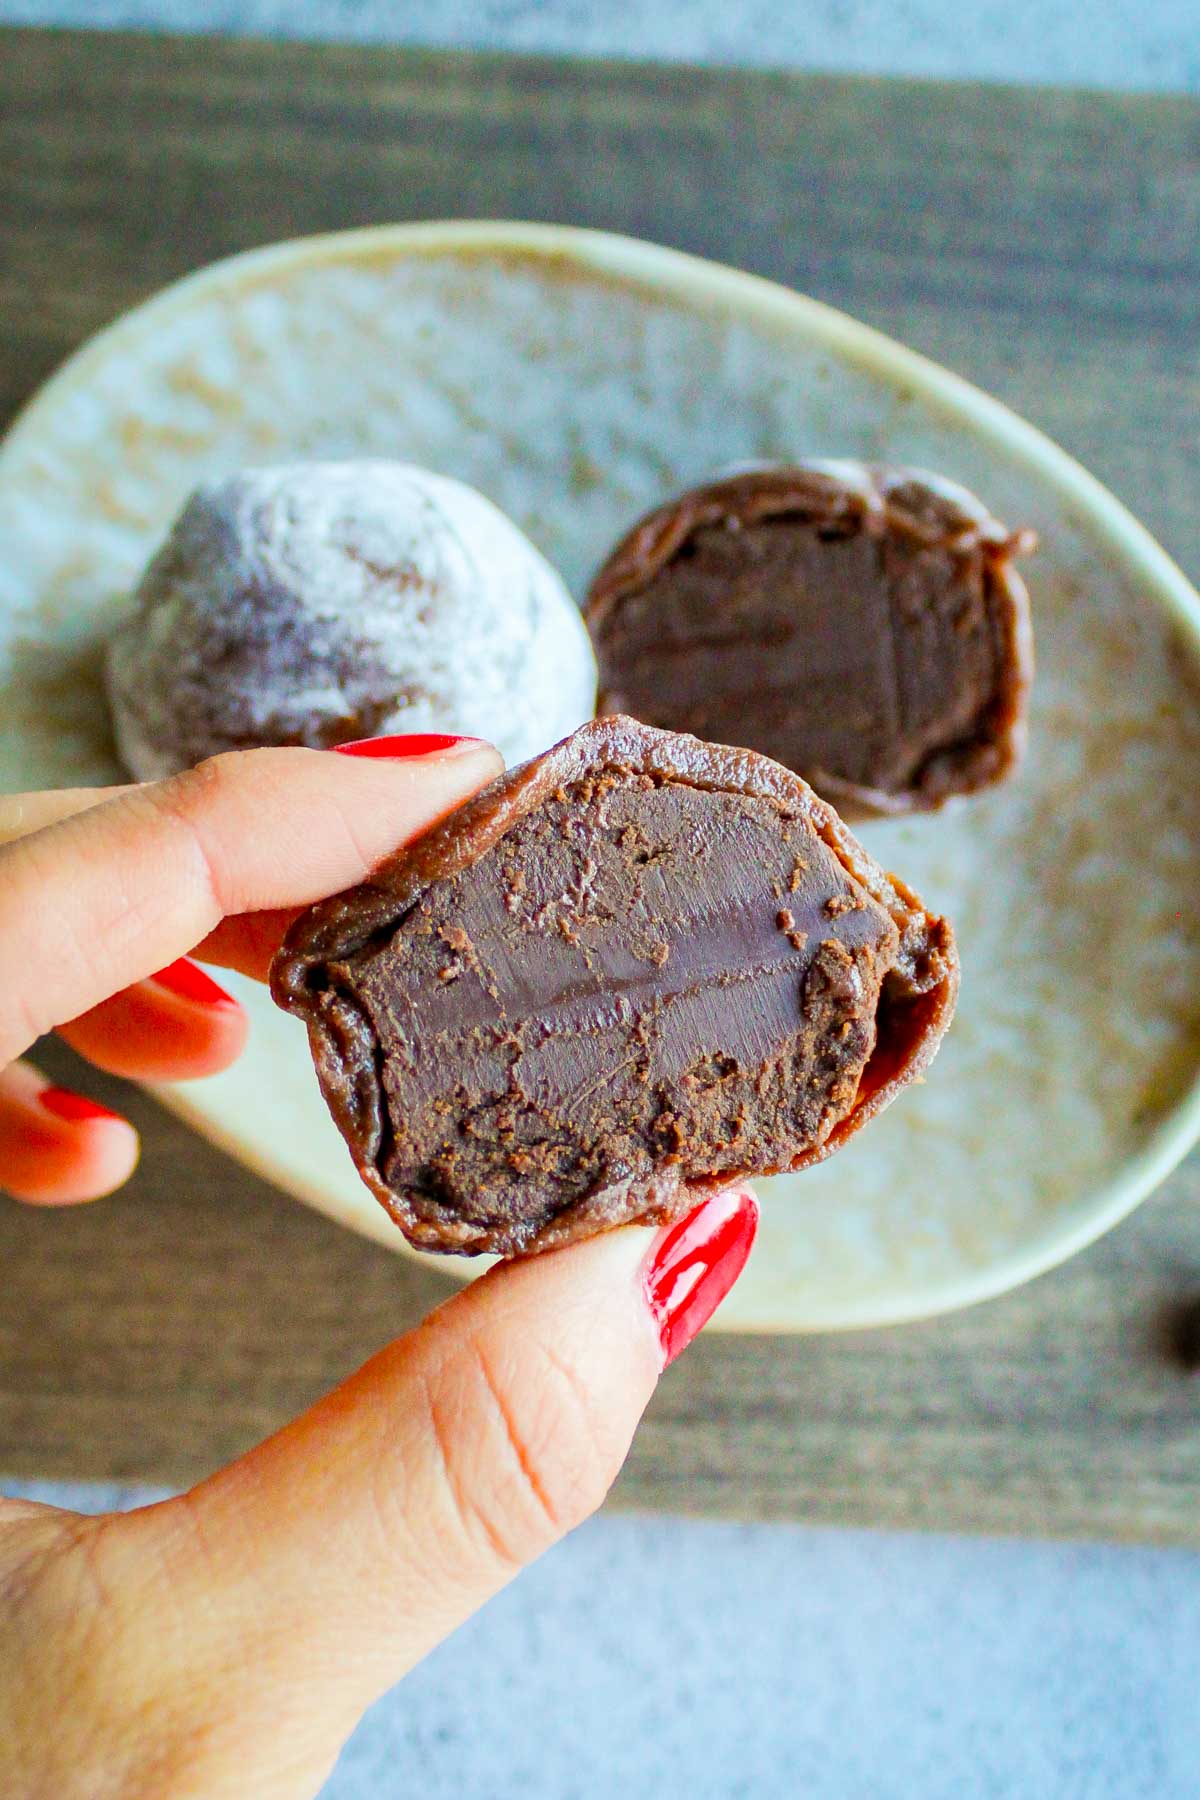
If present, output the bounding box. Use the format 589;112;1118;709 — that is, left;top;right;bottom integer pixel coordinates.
104;461;597;778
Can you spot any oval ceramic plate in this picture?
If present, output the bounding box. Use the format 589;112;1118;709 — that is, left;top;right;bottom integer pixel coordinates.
2;222;1199;1331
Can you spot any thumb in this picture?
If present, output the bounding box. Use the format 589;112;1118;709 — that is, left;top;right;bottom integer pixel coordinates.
94;1188;757;1796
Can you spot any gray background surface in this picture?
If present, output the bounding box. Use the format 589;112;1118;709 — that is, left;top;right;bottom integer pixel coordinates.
5;4;1200;1797
2;0;1198;90
9;1480;1200;1800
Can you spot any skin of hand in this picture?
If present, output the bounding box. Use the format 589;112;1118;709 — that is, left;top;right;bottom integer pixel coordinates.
0;738;758;1800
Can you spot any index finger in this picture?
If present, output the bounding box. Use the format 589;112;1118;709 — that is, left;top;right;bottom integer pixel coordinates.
0;741;501;1067
0;785;135;848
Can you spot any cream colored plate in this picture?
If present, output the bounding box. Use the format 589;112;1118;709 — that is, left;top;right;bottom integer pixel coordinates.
3;222;1200;1331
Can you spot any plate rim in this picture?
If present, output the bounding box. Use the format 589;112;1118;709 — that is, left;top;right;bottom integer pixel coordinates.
5;217;1200;1331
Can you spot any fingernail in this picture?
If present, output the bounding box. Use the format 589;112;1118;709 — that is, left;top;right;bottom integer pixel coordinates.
149;956;240;1009
644;1188;759;1368
39;1086;124;1124
333;734;486;759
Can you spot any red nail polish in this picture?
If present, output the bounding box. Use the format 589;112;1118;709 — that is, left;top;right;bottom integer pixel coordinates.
644;1188;759;1368
333;734;484;759
39;1087;123;1124
148;956;239;1009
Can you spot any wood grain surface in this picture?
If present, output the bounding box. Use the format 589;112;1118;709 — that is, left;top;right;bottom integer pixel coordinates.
2;26;1200;1540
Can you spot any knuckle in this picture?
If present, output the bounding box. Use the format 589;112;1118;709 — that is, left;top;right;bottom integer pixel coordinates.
148;755;225;823
139;762;229;914
152;754;237;832
423;1322;615;1573
170;749;239;796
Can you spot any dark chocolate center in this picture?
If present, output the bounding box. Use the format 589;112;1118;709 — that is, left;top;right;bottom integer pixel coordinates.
337;772;901;1242
595;517;1007;798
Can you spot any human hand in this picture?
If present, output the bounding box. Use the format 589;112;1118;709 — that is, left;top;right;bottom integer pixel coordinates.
0;740;757;1798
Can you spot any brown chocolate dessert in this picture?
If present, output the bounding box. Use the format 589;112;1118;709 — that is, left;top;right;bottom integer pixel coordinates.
272;718;958;1258
585;462;1035;817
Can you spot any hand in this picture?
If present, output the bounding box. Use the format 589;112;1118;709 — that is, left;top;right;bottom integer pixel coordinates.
0;741;758;1799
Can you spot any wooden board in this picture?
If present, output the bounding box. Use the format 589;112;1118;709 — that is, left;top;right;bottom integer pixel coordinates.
2;26;1200;1541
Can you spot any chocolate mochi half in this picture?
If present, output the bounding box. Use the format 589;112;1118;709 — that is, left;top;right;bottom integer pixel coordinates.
272;717;958;1257
585;462;1035;818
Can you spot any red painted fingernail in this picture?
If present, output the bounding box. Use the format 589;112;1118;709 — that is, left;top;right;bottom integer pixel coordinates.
148;956;239;1009
39;1086;123;1124
333;734;485;759
644;1188;759;1368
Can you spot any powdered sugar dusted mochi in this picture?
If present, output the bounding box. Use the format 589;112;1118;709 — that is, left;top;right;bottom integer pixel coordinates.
104;461;598;779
